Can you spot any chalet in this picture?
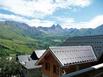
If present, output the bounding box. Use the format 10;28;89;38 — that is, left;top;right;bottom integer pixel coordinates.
36;46;97;77
17;50;45;77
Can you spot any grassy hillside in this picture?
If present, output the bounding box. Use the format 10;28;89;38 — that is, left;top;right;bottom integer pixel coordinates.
0;21;65;55
2;21;103;55
0;22;38;55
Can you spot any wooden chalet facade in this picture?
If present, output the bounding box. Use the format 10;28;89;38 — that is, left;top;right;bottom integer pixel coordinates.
36;46;97;77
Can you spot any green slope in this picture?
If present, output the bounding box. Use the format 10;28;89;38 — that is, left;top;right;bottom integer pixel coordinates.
0;22;39;55
0;21;65;55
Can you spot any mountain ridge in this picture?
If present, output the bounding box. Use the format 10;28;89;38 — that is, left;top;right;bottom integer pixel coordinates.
1;20;103;38
0;20;103;55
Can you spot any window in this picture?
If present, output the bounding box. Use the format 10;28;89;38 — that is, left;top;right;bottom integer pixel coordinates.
53;65;59;74
45;62;50;71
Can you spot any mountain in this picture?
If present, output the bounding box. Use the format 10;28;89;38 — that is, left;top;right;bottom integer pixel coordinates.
0;21;40;55
0;21;66;55
37;24;103;37
37;24;65;36
0;20;103;55
65;24;103;37
4;21;43;38
93;24;103;35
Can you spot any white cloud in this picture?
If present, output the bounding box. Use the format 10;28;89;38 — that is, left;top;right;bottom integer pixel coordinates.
27;19;54;27
0;13;54;27
54;16;74;23
0;13;103;29
55;0;91;9
1;0;37;17
70;0;91;7
0;0;92;18
61;15;103;29
0;14;28;23
87;15;103;28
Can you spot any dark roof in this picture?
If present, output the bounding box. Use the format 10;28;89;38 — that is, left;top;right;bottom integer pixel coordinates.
37;46;97;66
30;50;45;60
30;51;38;60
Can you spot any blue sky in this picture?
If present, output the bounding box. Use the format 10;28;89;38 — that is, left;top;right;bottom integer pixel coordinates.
0;0;103;28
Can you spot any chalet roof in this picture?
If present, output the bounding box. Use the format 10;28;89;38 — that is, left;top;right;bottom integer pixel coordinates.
50;46;97;66
18;55;41;69
37;46;97;66
30;50;45;60
35;50;45;58
18;55;31;62
22;60;41;69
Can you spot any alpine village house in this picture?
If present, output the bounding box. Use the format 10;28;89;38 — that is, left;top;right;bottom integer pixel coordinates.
17;35;103;77
36;46;97;77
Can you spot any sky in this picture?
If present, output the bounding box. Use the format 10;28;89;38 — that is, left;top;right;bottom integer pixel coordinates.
0;0;103;29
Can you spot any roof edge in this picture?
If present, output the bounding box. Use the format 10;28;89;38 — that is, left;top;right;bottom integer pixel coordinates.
36;47;63;66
